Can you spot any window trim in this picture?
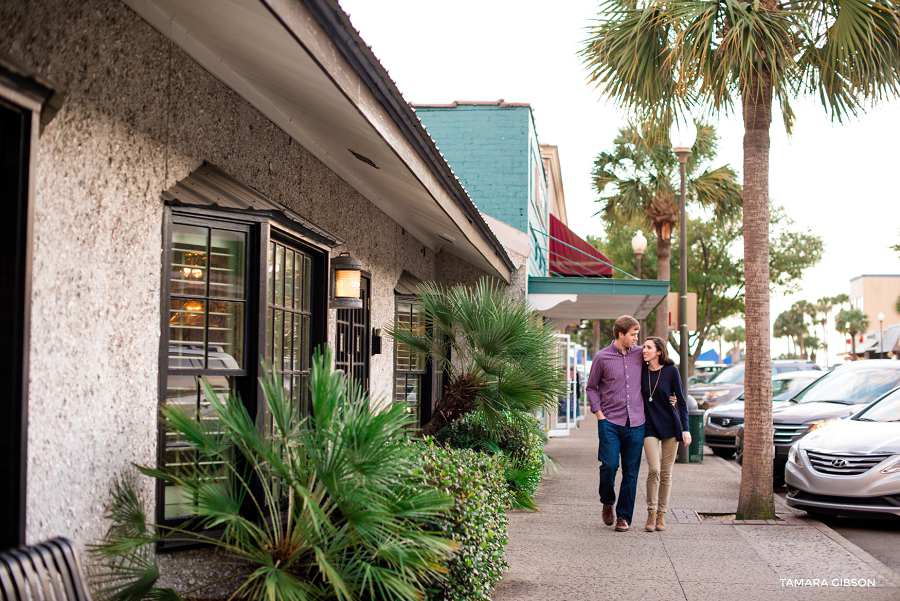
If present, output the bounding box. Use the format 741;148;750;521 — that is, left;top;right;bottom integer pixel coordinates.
393;294;435;429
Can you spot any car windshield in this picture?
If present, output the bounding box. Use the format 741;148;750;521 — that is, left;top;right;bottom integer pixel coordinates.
772;376;818;401
709;363;745;384
855;388;900;422
793;367;900;405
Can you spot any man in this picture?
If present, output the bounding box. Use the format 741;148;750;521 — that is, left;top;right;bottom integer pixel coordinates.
586;315;644;532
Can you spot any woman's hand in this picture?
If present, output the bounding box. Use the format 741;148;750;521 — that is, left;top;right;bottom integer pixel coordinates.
683;432;692;447
670;394;677;407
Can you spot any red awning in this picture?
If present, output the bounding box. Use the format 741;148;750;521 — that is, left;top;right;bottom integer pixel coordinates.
549;214;613;277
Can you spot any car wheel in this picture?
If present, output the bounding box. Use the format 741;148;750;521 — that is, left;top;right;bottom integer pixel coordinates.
734;444;743;466
711;447;735;459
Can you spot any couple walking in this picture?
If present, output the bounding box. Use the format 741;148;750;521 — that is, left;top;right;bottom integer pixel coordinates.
586;315;691;533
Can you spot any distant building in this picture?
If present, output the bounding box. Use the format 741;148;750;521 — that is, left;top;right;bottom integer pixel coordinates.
849;274;900;357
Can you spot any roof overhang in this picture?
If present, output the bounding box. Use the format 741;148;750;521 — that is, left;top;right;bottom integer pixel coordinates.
122;0;513;281
528;277;669;324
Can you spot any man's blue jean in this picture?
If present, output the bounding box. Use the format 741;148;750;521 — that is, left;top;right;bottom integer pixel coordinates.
597;418;645;524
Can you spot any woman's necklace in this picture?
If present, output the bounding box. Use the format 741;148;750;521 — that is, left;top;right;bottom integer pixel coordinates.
648;365;662;401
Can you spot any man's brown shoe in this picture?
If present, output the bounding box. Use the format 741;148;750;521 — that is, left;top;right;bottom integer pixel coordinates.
602;504;614;526
614;517;630;532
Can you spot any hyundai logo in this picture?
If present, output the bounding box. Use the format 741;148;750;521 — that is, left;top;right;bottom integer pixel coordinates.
721;418;732;427
831;459;847;468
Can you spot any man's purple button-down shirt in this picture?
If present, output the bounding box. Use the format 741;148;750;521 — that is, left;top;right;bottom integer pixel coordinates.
586;343;645;427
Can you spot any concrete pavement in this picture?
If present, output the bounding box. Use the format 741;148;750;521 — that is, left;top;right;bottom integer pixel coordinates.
492;421;900;601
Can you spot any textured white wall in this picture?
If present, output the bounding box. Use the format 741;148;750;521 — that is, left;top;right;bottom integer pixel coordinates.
0;0;489;556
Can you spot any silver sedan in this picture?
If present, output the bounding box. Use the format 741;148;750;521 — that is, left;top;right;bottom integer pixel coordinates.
785;386;900;519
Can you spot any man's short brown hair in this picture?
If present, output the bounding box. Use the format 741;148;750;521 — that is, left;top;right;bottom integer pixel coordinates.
613;315;639;339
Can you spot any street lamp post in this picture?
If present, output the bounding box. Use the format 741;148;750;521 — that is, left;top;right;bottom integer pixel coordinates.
632;230;648;342
879;311;885;355
671;120;696;387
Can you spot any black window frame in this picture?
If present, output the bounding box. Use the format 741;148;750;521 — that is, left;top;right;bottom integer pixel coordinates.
393;294;436;429
157;206;328;543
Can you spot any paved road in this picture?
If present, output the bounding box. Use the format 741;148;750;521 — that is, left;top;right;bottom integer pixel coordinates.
774;489;900;575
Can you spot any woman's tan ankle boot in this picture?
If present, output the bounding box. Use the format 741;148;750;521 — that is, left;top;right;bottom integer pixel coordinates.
645;511;657;532
656;512;666;531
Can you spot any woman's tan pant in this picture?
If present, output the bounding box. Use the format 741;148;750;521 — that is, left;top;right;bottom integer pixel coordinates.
644;436;680;512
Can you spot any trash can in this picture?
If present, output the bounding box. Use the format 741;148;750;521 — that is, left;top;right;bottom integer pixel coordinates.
676;410;706;463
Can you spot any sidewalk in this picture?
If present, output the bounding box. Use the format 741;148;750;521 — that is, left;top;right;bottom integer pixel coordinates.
492;421;900;601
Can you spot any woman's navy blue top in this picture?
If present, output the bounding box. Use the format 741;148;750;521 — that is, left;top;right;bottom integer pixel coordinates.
641;364;690;441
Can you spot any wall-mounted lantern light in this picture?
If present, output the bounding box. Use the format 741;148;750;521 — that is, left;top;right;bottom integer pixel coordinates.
330;252;364;309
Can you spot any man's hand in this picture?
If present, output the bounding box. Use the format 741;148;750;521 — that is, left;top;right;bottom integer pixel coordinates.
683;432;692;447
595;410;606;421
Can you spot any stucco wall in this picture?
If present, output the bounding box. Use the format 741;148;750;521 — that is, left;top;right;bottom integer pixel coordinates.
0;0;442;554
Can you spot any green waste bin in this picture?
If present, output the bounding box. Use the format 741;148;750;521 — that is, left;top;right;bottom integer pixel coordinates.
675;409;706;463
688;409;705;462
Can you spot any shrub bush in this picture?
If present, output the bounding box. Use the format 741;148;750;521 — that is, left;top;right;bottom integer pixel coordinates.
437;412;547;509
411;440;511;601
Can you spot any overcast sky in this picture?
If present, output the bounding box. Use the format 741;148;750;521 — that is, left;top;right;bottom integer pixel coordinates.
339;0;900;361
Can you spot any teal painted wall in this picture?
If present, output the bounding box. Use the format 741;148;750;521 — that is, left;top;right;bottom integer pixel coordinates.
416;104;549;275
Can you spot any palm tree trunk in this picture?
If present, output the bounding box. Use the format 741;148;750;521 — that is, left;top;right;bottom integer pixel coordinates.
655;222;672;337
419;373;481;438
736;71;776;520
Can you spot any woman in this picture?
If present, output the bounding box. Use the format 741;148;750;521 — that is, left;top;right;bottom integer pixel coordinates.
641;336;691;532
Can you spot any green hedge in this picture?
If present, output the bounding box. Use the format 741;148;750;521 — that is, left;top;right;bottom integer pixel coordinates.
412;440;511;601
437;412;547;509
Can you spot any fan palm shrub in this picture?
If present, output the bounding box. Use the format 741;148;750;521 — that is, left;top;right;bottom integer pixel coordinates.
387;279;565;439
91;351;456;601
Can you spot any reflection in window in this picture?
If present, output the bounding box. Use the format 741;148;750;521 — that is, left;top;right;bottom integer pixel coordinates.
164;222;247;520
395;300;426;429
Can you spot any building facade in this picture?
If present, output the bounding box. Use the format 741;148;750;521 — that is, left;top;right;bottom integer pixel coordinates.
0;0;515;554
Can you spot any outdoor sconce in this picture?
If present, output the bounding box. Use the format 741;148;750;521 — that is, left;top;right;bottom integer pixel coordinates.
329;252;364;309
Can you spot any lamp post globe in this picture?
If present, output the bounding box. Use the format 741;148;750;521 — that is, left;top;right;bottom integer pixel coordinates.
632;230;648;342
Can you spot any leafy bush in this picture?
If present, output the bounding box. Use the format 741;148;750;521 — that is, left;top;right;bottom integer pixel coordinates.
437;412;548;510
91;351;456;601
411;441;511;601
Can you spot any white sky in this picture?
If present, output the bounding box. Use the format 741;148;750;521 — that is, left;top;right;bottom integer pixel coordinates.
339;0;900;362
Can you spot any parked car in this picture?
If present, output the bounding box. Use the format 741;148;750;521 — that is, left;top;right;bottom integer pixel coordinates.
785;385;900;519
735;360;900;485
704;370;823;458
688;364;728;386
689;359;821;410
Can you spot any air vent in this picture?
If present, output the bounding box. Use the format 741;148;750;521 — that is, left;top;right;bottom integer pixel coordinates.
349;149;378;169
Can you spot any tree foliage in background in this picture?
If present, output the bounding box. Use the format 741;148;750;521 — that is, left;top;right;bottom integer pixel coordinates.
592;121;741;335
835;308;870;358
589;205;822;370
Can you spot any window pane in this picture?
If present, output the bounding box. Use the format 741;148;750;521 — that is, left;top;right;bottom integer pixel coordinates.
301;314;309;370
283;313;293;372
303;255;311;312
169;299;206;368
291;314;300;372
275;244;285;307
266;308;274;360
293;253;303;312
208;301;244;369
171;225;208;296
274;309;284;373
268;241;275;305
209;229;246;299
284;250;294;310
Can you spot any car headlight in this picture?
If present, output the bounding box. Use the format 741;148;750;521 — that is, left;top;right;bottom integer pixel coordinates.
881;459;900;474
788;443;803;468
707;391;727;402
805;417;842;433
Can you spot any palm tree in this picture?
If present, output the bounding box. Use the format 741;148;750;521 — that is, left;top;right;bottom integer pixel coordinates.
789;301;813;358
710;323;726;363
387;279;565;438
592;122;742;336
773;311;794;357
835;308;870;359
723;325;744;363
804;336;820;363
815;296;836;365
582;0;900;520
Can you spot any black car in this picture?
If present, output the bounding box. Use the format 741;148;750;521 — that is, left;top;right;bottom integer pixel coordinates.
735;360;900;485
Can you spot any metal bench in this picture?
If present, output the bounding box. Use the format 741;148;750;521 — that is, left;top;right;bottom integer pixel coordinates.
0;537;92;601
